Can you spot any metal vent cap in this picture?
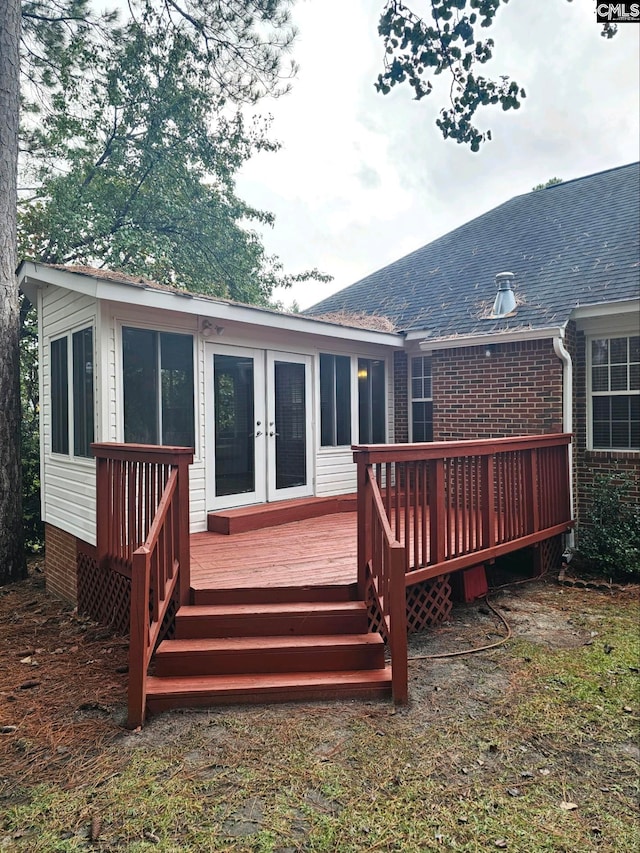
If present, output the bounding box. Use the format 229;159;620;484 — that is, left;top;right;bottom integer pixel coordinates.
490;271;517;318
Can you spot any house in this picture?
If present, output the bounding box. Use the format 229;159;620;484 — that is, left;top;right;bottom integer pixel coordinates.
18;263;404;603
306;161;640;542
16;162;636;723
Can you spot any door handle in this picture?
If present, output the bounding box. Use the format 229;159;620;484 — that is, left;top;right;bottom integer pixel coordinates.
256;431;263;436
269;431;279;437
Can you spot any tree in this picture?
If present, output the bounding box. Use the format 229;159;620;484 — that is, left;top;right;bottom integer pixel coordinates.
376;0;617;151
532;177;563;191
18;13;326;304
1;0;318;584
0;0;24;583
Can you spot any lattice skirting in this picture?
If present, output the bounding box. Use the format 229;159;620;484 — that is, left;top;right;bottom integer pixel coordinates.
367;573;453;642
77;548;131;635
537;534;564;576
406;574;452;633
77;547;179;645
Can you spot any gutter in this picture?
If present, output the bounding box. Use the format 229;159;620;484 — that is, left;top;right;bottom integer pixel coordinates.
411;325;566;351
553;328;575;549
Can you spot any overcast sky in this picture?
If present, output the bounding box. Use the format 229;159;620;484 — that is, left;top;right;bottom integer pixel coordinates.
235;0;640;310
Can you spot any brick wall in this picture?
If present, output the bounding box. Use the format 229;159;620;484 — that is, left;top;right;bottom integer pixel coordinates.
393;351;409;443
44;523;78;603
432;339;564;440
573;328;640;539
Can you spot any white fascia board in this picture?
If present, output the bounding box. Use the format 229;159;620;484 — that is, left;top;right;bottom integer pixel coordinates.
570;298;639;321
414;325;566;352
18;262;403;348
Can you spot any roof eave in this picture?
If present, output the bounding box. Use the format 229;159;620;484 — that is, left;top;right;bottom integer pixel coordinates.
413;325;568;352
18;262;404;348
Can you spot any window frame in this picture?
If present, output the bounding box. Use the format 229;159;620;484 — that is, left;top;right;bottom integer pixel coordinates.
357;357;386;444
121;324;196;450
410;354;433;443
319;353;352;448
587;333;639;452
50;335;70;456
49;326;95;459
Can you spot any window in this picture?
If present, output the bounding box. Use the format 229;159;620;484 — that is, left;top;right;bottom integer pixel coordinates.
51;337;69;454
320;354;351;447
411;355;433;442
358;358;385;443
590;335;639;450
73;328;95;457
122;328;194;447
50;329;94;457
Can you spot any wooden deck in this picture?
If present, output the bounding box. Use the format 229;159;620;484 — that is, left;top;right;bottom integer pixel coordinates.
190;512;358;593
90;436;572;724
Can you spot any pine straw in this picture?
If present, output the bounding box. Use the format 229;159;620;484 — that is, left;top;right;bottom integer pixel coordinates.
0;562;129;788
310;310;397;332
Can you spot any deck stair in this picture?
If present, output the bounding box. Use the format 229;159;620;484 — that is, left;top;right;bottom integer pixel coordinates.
145;584;392;714
207;493;356;535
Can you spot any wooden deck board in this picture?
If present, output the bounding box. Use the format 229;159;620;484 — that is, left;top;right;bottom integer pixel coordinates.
190;512;358;591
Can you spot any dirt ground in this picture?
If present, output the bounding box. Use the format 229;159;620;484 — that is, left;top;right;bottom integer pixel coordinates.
0;562;634;775
0;561;638;851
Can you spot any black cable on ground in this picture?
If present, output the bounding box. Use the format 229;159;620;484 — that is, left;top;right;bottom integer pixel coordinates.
406;594;513;662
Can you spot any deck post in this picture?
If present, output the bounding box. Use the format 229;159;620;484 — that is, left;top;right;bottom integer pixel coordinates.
95;455;109;569
526;448;540;535
177;453;191;606
482;455;496;549
428;459;446;564
128;546;150;729
356;454;371;601
389;543;408;705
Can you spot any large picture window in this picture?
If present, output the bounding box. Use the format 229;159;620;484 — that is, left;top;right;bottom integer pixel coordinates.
50;328;95;458
123;328;195;447
320;354;351;447
411;355;433;442
358;358;385;444
590;335;639;450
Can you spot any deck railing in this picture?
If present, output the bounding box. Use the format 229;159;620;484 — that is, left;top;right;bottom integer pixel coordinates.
354;434;573;702
92;443;193;728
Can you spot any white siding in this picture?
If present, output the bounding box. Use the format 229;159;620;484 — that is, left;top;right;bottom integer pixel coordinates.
315;448;357;496
41;287;98;544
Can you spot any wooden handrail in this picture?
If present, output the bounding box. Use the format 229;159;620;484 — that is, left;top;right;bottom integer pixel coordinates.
128;470;181;729
353;433;571;463
354;433;573;706
91;442;193;728
364;467;408;705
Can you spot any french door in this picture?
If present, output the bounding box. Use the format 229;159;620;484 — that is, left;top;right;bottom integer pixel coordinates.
207;346;313;508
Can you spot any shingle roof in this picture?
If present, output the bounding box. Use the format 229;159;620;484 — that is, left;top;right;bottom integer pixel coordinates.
305;163;640;336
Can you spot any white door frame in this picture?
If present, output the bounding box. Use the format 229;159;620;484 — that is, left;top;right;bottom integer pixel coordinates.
206;345;314;509
205;343;266;510
266;351;314;502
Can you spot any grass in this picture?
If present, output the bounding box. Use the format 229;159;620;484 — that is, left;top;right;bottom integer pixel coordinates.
1;588;638;852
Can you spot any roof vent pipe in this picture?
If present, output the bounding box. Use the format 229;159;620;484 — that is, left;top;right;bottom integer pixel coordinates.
490;272;517;318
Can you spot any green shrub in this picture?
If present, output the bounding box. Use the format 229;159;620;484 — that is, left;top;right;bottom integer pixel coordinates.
576;472;640;581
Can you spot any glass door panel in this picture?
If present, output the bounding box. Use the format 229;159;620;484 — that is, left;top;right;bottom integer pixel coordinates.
267;352;313;501
274;361;306;490
210;347;265;507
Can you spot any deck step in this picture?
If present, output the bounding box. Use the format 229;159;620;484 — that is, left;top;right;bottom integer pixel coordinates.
175;600;369;639
145;668;392;712
191;583;358;606
207;494;356;535
154;633;385;677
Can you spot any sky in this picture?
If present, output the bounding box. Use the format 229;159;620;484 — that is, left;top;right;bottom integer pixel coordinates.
235;0;640;310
